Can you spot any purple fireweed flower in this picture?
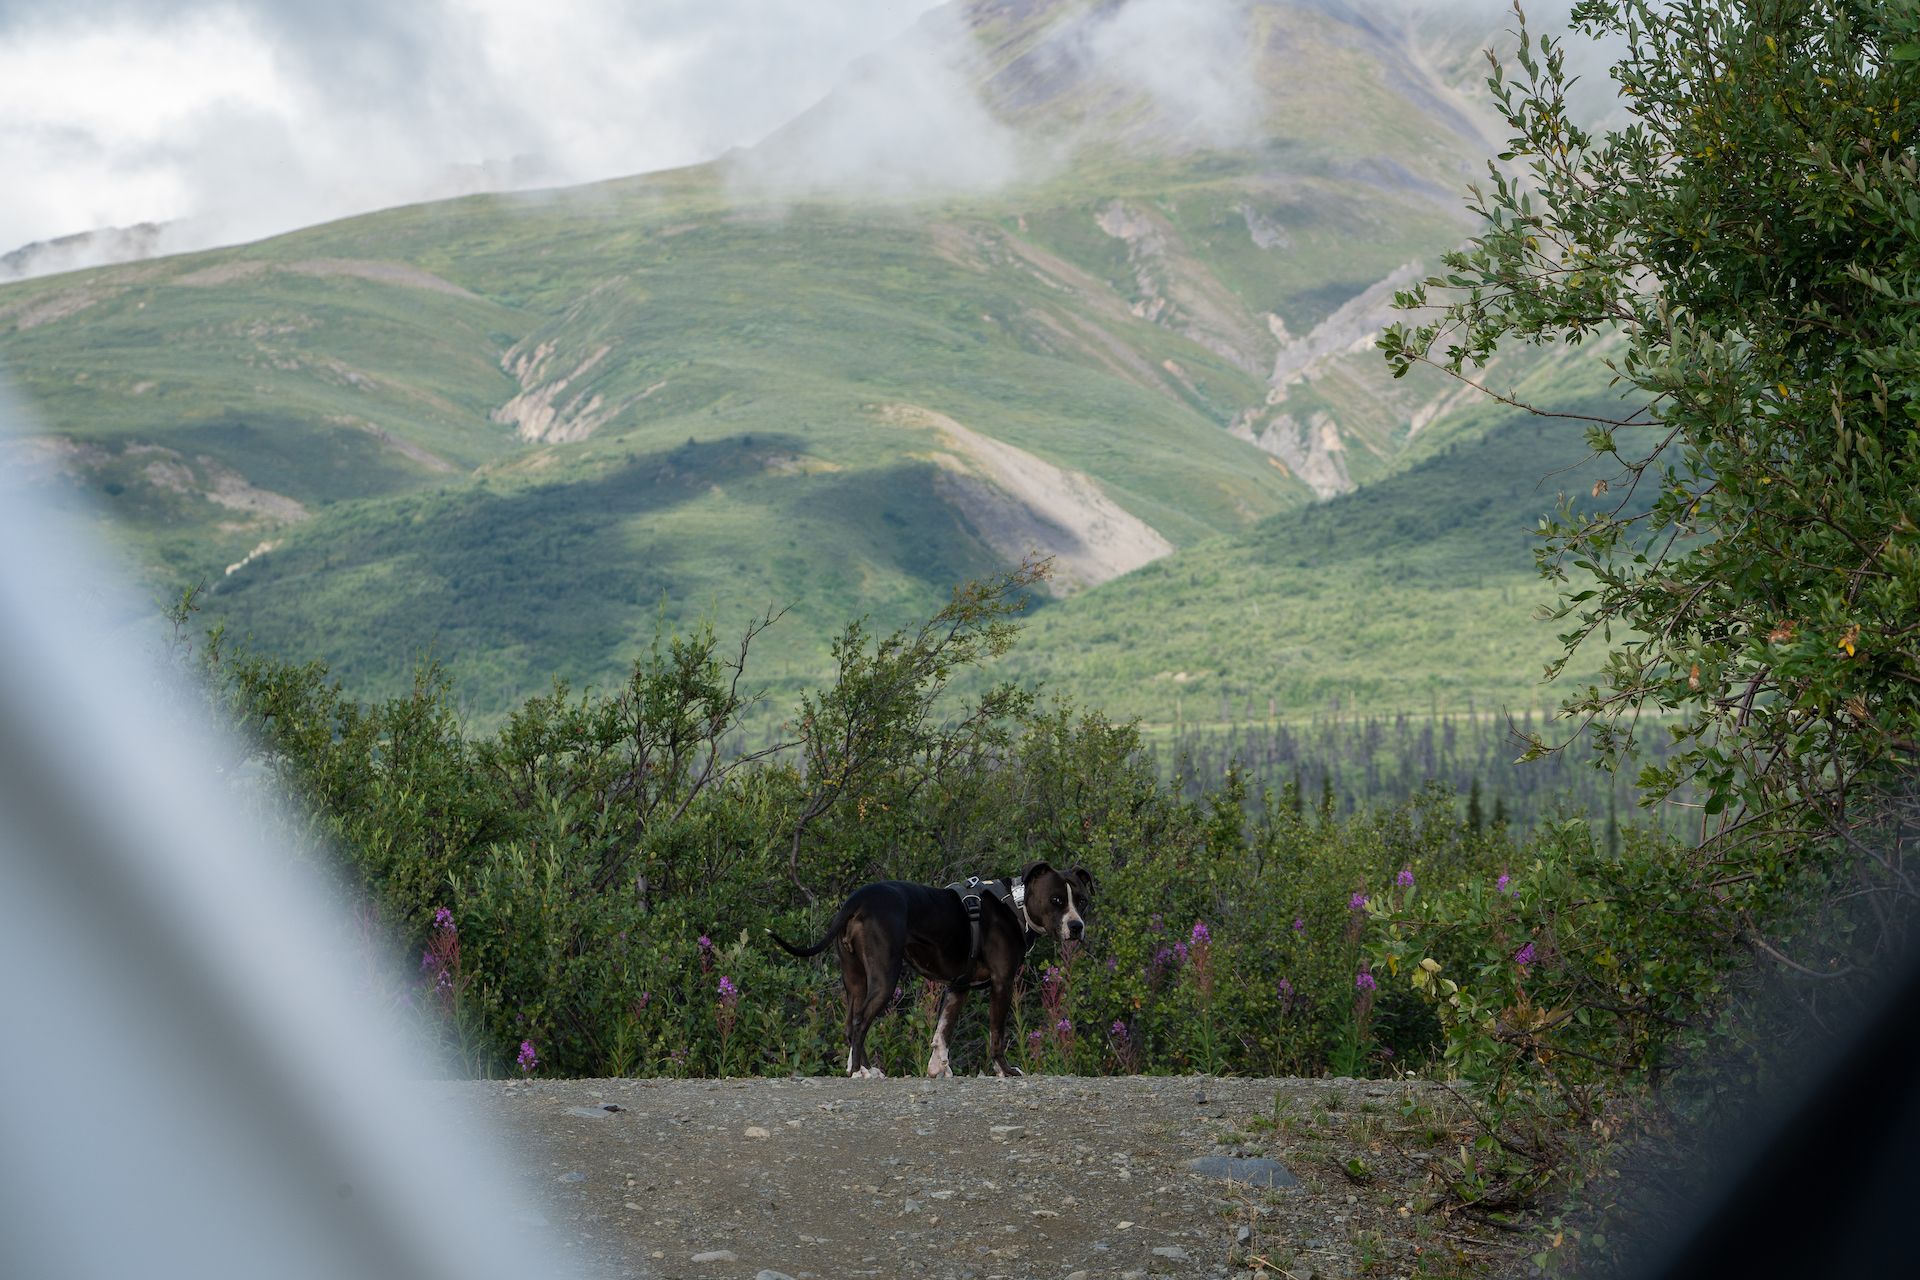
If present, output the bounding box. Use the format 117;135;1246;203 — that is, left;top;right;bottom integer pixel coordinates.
717;975;739;1001
516;1040;538;1073
1153;946;1174;968
1349;892;1370;912
1190;921;1211;946
1173;942;1189;964
1043;966;1064;991
1027;1029;1043;1048
1149;914;1164;933
1110;1020;1129;1040
698;934;713;952
433;907;454;932
1355;969;1378;992
1396;867;1415;889
1514;942;1536;968
1055;1017;1072;1034
1291;916;1305;933
1276;977;1294;998
1496;872;1513;895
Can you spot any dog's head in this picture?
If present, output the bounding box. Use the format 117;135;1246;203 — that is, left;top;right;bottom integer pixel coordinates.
1021;861;1095;943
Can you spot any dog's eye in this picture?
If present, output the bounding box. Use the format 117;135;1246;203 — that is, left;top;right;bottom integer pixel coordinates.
1051;896;1064;907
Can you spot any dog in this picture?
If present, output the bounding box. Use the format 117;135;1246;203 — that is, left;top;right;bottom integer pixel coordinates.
770;860;1093;1079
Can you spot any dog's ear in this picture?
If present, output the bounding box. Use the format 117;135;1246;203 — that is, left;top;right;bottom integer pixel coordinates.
1021;860;1055;888
1068;866;1096;899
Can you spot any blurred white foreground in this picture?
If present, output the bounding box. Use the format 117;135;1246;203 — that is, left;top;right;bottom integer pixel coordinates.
0;386;587;1279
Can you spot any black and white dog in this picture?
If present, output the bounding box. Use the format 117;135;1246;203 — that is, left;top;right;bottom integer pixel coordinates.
771;861;1093;1078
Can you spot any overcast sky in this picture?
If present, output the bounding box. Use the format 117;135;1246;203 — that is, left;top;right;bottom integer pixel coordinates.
0;0;941;256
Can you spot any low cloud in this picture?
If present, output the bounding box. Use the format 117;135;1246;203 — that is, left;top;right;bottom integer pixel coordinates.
0;0;1619;272
0;0;939;265
1075;0;1264;150
725;4;1024;200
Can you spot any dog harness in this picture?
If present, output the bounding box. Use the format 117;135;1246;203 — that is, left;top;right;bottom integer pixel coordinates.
944;874;1040;992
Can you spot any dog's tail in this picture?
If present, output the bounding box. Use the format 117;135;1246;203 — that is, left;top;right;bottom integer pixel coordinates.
766;900;857;959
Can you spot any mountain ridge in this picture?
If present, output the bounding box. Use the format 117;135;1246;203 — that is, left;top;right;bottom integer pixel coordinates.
0;0;1593;724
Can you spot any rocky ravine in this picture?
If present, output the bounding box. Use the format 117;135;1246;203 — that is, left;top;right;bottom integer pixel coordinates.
475;1074;1526;1280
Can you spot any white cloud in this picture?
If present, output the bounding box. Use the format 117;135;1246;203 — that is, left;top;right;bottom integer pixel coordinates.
0;0;939;259
1079;0;1263;150
726;3;1024;200
0;0;1620;270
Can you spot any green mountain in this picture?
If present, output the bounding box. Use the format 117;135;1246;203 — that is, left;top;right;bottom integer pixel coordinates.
0;0;1593;723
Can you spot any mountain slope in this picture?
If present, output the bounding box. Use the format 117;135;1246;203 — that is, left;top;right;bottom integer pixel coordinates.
1011;352;1626;724
0;0;1568;719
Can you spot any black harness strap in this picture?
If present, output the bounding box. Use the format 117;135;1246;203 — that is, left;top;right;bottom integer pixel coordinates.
952;877;988;992
945;874;1038;994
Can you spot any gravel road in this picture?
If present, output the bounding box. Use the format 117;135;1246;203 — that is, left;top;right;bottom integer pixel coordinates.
471;1074;1520;1280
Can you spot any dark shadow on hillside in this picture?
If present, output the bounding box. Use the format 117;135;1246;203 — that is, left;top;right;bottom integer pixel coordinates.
207;433;815;704
173;411;437;505
205;437;1022;717
776;459;1003;600
1251;414;1635;572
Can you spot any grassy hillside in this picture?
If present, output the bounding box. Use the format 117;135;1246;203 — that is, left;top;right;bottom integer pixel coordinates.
1009;353;1626;725
0;0;1582;723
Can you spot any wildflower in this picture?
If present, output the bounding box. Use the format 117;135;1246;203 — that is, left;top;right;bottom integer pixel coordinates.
1153;946;1174;970
516;1040;538;1073
1042;966;1064;993
1190;921;1211;946
1349;891;1370;912
1514;942;1536;969
1104;955;1117;971
1276;977;1294;1000
1055;1017;1072;1035
698;934;713;952
1291;916;1305;933
1396;867;1415;889
1496;872;1513;895
1355;969;1378;992
1149;913;1165;933
715;976;741;1048
1174;942;1189;964
432;907;454;932
1110;1020;1129;1040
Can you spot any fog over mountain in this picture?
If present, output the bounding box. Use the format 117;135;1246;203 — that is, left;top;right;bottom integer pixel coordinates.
0;0;938;269
0;0;1604;277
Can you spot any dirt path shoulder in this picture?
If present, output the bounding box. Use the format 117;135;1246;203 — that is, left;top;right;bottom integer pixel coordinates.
471;1075;1524;1280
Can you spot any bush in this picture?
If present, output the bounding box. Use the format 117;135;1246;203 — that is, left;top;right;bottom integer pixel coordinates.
206;577;1582;1081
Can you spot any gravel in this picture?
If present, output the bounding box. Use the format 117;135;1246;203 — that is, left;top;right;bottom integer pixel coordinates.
463;1073;1521;1279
